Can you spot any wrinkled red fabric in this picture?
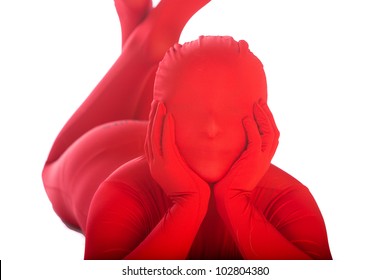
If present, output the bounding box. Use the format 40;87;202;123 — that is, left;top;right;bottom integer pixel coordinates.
42;0;332;260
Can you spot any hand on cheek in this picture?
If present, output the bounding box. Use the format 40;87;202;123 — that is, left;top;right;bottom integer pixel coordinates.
145;101;210;207
214;100;280;200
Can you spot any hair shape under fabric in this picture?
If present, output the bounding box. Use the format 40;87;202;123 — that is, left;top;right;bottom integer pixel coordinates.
153;36;267;105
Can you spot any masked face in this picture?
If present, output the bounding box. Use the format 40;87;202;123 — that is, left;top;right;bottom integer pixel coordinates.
154;36;267;183
164;64;263;183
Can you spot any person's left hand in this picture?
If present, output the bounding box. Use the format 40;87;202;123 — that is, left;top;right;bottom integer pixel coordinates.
214;100;279;200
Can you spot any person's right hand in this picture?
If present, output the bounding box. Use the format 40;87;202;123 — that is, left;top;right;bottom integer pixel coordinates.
145;101;210;205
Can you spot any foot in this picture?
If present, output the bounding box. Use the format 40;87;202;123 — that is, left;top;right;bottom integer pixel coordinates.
125;0;211;62
114;0;153;49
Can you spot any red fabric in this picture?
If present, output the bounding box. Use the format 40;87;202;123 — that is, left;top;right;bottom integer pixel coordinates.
42;0;332;260
84;158;331;260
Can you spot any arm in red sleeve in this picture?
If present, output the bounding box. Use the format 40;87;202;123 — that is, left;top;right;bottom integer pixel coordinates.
214;101;332;259
84;158;209;260
84;173;208;260
125;191;208;260
215;181;332;259
85;102;210;260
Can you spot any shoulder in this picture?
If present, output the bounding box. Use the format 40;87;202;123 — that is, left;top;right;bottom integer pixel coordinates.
105;155;151;184
262;164;306;189
84;157;169;259
91;156;170;214
252;165;332;259
252;164;318;213
256;164;308;194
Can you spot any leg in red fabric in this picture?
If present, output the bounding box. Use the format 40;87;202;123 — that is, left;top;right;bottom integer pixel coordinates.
114;0;152;49
45;0;210;164
42;0;211;232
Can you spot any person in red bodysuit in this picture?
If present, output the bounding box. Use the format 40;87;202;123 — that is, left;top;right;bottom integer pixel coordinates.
42;0;332;260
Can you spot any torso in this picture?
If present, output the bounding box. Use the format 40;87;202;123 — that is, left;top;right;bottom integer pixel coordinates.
102;156;304;259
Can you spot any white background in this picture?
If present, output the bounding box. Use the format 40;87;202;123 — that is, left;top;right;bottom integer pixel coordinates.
1;0;389;279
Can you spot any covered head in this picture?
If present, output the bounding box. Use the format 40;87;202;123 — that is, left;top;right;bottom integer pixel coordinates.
153;36;267;183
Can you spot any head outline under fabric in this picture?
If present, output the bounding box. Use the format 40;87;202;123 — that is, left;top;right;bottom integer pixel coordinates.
154;35;267;103
152;36;268;183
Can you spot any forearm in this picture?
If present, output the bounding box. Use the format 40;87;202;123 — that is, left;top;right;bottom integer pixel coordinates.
215;192;311;260
125;194;209;260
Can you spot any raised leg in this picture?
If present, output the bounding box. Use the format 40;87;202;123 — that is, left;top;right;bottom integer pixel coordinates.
114;0;152;49
45;0;210;164
43;0;211;232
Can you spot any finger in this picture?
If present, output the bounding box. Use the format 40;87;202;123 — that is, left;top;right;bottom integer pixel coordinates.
259;102;280;156
145;135;151;163
145;100;159;161
148;100;159;121
259;101;279;139
242;117;262;149
253;102;273;152
150;102;166;158
161;113;179;161
146;101;158;142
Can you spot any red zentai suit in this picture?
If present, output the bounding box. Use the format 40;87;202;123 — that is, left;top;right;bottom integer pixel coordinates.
42;0;332;260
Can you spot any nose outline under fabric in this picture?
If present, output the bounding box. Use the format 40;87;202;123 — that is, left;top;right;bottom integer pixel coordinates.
205;118;220;139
